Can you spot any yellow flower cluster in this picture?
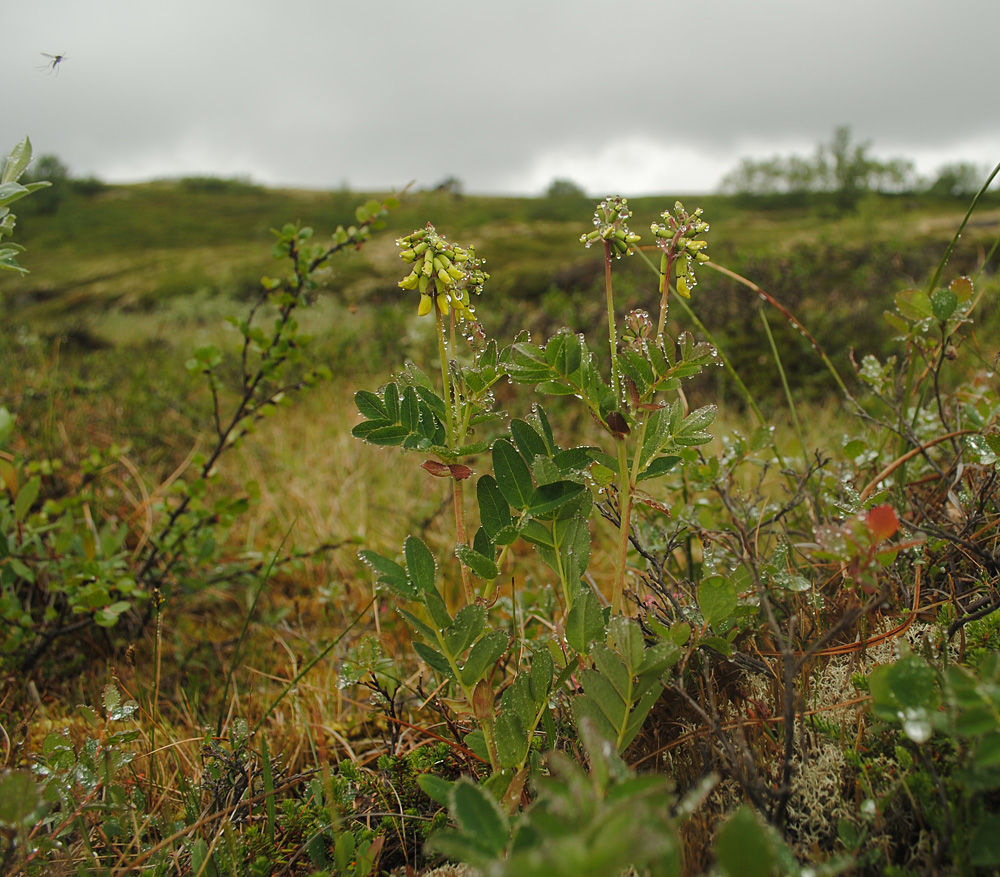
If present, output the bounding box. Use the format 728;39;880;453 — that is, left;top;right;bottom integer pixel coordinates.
650;201;710;298
579;195;642;258
397;224;488;320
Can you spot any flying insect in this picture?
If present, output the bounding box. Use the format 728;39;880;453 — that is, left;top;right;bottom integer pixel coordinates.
39;53;67;74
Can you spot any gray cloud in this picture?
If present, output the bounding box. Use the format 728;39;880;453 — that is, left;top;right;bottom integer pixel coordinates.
4;0;998;194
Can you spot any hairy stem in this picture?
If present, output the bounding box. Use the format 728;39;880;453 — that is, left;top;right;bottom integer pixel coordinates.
435;306;471;602
612;437;633;614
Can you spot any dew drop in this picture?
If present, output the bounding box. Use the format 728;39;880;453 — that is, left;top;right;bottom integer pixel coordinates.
899;707;932;744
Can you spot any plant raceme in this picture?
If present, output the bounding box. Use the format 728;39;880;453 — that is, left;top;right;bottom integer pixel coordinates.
353;197;717;801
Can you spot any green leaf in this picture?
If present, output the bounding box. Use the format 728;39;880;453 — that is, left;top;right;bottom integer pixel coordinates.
675;404;717;446
424;590;454;631
460;630;509;687
413;642;454;677
189;839;217;877
715;806;775;877
519;519;554;548
476;475;512;539
493;439;534;510
895;288;933;321
609;616;645;673
974;733;1000;769
334;831;356;874
444;604;486;657
449;777;509;856
95;601;131;628
14;475;40;521
0;405;14;447
527;480;585;517
698;576;737;627
638;640;682;676
463;729;490;763
622;682;665;750
0;771;39;824
565;588;606;654
571;693;619;746
555;512;591;580
869;655;939;714
456;543;499;581
500;675;537;730
2;137;32;184
404;535;436;594
416;773;453;807
400;386;420;431
552;446;597;473
970;813;1000;867
103;683;122;716
397;608;439;644
473;526;493;559
359;549;412;597
360;424;409;445
579;667;628;732
491;523;521;546
528;647;554;702
930;287;958;322
532;404;556;453
495;711;529;768
638;454;682;482
699;636;733;657
509;419;548;463
382;382;400;422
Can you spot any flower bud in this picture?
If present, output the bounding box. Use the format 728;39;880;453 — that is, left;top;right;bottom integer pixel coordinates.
418;293;433;316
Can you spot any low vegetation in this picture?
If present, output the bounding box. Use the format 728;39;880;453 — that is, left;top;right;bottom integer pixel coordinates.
2;136;1000;876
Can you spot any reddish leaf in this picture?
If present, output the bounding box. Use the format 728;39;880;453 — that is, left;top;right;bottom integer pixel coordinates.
624;376;640;411
605;411;630;439
421;460;452;477
867;504;899;541
448;464;473;481
420;460;473;481
633;489;671;515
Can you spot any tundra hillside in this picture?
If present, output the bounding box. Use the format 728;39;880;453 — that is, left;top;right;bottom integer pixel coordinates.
2;149;1000;875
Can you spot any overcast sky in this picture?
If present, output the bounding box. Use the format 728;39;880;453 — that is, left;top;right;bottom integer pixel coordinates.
5;0;999;196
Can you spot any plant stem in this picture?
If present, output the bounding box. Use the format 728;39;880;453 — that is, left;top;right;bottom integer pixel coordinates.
435;308;455;447
604;241;621;405
454;479;474;604
612;437;633;615
657;254;672;340
435;306;472;602
603;239;634;613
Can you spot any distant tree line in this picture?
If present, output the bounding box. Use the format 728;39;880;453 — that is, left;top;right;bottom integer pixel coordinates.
718;126;993;205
